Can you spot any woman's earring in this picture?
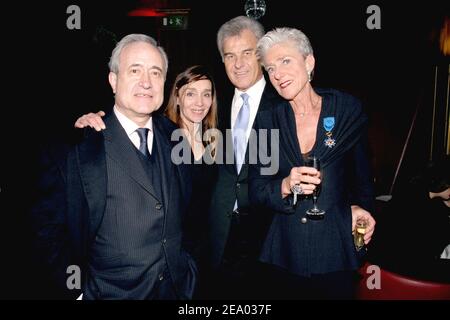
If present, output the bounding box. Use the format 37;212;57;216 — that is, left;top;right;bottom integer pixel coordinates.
307;71;312;82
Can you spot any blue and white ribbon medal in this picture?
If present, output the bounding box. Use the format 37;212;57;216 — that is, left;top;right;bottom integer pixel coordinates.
323;117;336;148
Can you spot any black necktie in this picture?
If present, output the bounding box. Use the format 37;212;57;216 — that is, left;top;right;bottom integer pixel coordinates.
136;128;150;158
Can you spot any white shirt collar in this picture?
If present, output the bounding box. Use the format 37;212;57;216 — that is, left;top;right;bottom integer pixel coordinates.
231;76;266;130
113;105;153;135
234;76;266;101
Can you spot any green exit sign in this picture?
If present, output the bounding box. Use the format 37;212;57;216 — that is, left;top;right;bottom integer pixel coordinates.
162;15;188;30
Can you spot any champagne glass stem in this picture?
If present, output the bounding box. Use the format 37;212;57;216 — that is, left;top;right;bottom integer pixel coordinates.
312;191;318;208
305;155;325;218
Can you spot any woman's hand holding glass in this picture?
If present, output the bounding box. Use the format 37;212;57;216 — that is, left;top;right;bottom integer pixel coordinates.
282;166;321;205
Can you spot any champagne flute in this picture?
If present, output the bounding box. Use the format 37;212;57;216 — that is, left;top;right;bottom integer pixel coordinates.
305;155;325;220
354;217;368;251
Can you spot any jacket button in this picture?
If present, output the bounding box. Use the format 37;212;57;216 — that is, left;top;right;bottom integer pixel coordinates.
158;274;164;281
155;203;163;210
300;217;307;224
162;238;166;244
236;183;240;188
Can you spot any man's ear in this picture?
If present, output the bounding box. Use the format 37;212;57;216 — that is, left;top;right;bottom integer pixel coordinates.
108;72;117;94
305;55;315;73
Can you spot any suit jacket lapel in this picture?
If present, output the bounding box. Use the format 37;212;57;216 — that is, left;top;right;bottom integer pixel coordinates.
224;128;238;176
152;116;173;214
277;101;303;167
224;80;279;178
219;91;237;177
237;81;277;178
103;113;160;201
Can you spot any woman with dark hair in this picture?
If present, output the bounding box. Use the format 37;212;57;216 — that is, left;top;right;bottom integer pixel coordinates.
164;66;219;284
165;65;219;163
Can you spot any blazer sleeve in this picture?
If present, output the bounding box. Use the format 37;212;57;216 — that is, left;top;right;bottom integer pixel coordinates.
347;126;375;213
248;112;296;214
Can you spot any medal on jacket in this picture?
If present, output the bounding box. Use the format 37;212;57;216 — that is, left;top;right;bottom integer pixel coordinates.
323;117;336;148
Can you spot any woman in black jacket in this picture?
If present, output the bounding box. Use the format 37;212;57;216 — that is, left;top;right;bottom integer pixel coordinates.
249;27;375;299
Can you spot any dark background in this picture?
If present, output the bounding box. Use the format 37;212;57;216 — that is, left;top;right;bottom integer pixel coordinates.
2;0;448;299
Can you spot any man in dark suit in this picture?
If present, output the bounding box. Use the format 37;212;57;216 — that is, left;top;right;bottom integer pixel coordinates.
31;34;196;299
205;16;279;299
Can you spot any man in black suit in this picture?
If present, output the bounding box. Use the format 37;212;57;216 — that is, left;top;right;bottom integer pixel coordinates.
31;34;196;299
205;16;279;299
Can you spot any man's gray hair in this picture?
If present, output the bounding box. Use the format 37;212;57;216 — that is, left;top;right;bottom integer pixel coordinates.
108;34;169;77
216;16;265;61
257;27;314;66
